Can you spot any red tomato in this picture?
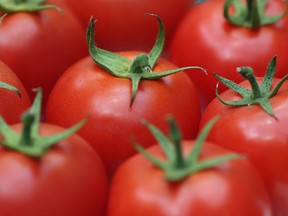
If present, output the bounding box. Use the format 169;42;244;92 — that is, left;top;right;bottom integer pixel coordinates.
0;123;108;216
200;75;288;216
0;61;31;123
108;141;273;216
45;51;201;177
169;0;288;108
63;0;192;52
0;0;88;105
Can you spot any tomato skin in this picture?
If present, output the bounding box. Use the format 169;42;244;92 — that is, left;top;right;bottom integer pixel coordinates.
0;0;88;105
199;78;288;216
108;141;273;216
0;62;31;124
169;0;288;108
63;0;191;52
45;51;201;177
0;123;108;216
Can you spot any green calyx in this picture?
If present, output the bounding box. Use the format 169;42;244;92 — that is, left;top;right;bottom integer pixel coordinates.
0;81;21;98
0;0;61;14
0;88;87;157
134;116;242;182
214;56;288;118
86;14;206;107
224;0;288;29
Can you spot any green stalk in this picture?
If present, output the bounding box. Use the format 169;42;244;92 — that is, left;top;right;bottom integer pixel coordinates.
237;67;262;99
168;118;186;169
224;0;287;28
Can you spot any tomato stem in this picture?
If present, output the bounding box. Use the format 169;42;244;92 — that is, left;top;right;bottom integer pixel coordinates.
134;116;242;182
0;0;62;14
19;111;35;146
86;15;206;107
248;0;261;28
224;0;287;29
214;56;288;118
0;88;88;157
237;67;262;99
168;117;186;169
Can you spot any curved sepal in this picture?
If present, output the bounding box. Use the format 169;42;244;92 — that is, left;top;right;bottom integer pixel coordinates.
147;13;165;68
0;81;21;98
0;13;6;23
86;17;132;76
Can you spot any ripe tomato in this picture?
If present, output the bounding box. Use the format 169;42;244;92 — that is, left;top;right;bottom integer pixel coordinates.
45;15;202;177
0;61;31;124
199;58;288;216
169;0;288;108
108;118;273;216
0;0;88;105
0;123;108;216
0;89;108;216
45;53;201;177
63;0;192;52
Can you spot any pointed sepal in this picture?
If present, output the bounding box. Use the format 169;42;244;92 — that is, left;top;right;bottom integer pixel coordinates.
0;81;21;98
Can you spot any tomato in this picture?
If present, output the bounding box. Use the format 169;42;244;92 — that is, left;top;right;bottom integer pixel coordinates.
169;0;288;108
0;0;88;105
0;61;31;124
199;57;288;216
45;54;201;177
45;15;202;178
0;123;109;216
108;117;273;216
63;0;192;52
0;90;108;216
0;123;108;216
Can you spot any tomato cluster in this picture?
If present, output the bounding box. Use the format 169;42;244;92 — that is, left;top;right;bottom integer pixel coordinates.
0;0;287;215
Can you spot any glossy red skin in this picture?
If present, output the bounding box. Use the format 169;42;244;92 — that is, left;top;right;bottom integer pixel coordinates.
0;123;108;216
0;62;31;124
0;0;88;105
199;78;288;216
63;0;191;52
169;0;288;108
45;51;201;177
108;141;273;216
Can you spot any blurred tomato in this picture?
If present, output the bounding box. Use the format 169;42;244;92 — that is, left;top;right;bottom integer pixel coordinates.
64;0;192;52
169;0;288;108
0;0;88;105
